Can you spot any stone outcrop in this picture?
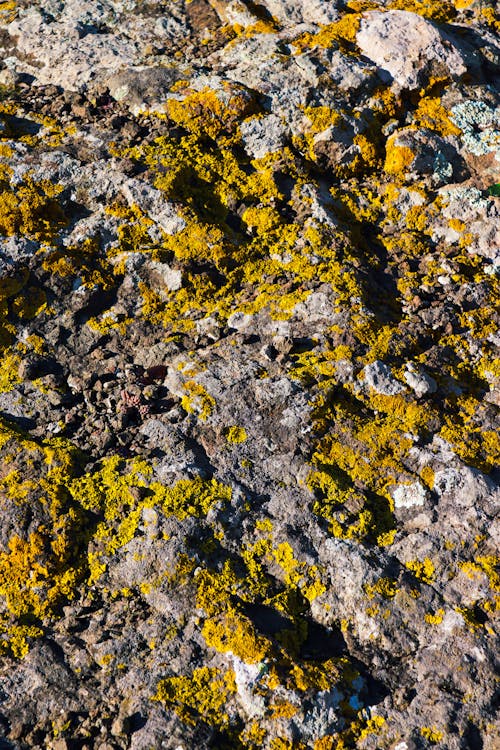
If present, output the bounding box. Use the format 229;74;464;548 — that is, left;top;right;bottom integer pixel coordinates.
0;1;498;749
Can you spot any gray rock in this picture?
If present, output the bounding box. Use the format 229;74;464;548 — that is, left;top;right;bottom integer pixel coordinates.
0;235;37;267
356;11;467;89
105;65;186;111
216;1;261;27
240;114;287;159
324;49;378;94
0;2;498;749
141;260;183;292
404;363;437;397
362;360;405;395
438;187;500;261
227;311;254;330
7;9;138;89
261;0;339;25
121;178;186;235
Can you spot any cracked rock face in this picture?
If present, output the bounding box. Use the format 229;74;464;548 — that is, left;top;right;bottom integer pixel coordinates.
0;1;499;749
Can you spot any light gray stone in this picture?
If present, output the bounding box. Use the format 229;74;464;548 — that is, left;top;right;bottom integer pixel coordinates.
105;65;186;110
392;481;427;510
404;363;437;397
261;0;339;25
362;360;405;395
356;11;467;89
240;114;287;159
8;9;138;89
121;178;186;235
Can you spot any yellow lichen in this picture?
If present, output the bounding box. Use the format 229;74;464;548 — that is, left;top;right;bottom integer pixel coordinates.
421;726;444;743
388;0;456;22
0;622;43;658
164;84;253;143
181;380;216;421
303;106;343;133
480;7;500;32
384;137;414;176
420;466;435;489
413;96;461;137
440;398;500;473
365;577;398;599
71;461;231;563
239;722;267;747
42;237;114;290
425;609;444;625
153;666;236;727
272;542;326;602
202;608;270;663
242;205;282;233
224;425;248;443
448;217;466;232
294;13;362;52
270;701;299;719
0;350;21;393
332;714;386;748
0;178;66;241
459;556;499;596
405;558;435;584
0;1;16;23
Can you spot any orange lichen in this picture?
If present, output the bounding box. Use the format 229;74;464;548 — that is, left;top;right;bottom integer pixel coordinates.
412;96;461;137
388;0;456;22
384;137;414;176
165;84;254;142
202;609;270;663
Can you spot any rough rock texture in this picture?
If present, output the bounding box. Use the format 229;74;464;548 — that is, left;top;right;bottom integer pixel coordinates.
356;10;468;90
0;1;499;749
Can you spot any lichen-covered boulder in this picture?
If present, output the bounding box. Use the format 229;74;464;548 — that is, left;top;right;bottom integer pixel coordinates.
0;1;498;748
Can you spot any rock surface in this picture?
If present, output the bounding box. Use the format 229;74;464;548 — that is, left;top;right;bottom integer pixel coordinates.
0;1;499;749
356;10;468;89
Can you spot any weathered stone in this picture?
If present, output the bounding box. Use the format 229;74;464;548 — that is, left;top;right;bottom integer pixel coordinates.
356;11;467;89
0;2;498;749
392;481;427;510
261;0;339;25
240;114;287;159
362;360;405;395
404;363;437;397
